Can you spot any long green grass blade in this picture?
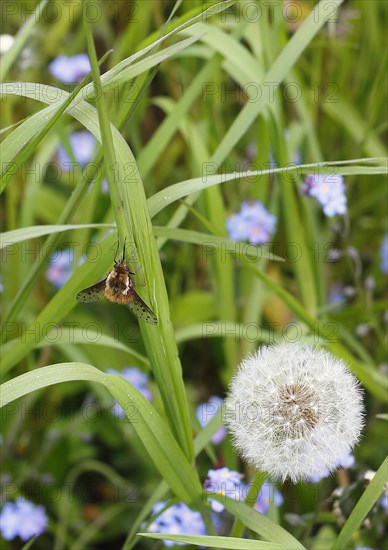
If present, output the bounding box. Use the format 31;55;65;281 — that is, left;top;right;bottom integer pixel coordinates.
208;494;306;549
0;363;202;503
139;534;289;549
0;224;112;247
153;226;284;262
331;456;388;549
208;0;345;166
148;159;387;217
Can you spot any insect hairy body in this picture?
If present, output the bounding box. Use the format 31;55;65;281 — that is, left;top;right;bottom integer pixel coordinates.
104;260;134;304
76;246;158;324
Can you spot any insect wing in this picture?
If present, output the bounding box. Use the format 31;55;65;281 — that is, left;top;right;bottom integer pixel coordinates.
128;289;158;324
76;280;106;303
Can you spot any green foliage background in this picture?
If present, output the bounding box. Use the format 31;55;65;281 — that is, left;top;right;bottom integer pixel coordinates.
0;1;387;549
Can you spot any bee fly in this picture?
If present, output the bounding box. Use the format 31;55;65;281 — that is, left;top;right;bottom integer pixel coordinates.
76;243;158;325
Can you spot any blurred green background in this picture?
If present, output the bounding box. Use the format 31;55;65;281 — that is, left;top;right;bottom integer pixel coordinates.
0;0;387;549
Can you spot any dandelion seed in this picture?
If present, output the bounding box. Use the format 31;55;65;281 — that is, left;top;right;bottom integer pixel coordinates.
225;344;364;483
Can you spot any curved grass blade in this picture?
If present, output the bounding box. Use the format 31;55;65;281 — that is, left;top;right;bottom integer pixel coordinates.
0;363;202;504
0;224;113;248
331;456;388;550
138;534;289;549
208;494;306;549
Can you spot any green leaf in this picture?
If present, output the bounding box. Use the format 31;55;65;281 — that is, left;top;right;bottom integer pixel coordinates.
0;363;202;504
153;226;284;262
148;159;387;217
0;224;113;248
99;33;205;89
208;495;306;549
207;0;345;166
174;323;315;346
123;408;226;550
331;456;388;550
1;329;149;368
324;99;387;158
137;56;223;179
0;51;111;190
107;373;202;503
0;3;234;187
0;82;195;460
138;533;290;549
1;234;116;375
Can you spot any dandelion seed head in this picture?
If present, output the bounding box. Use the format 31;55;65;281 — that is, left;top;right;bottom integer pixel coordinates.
225;344;364;483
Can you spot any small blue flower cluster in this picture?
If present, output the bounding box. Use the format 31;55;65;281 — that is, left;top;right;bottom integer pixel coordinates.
204;467;283;514
380;233;388;274
196;396;226;445
147;468;283;545
148;467;283;546
0;498;47;541
46;248;74;289
55;130;108;191
148;502;206;546
226;201;277;244
204;467;244;512
302;174;347;216
108;367;153;418
48;53;91;83
57;131;96;168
